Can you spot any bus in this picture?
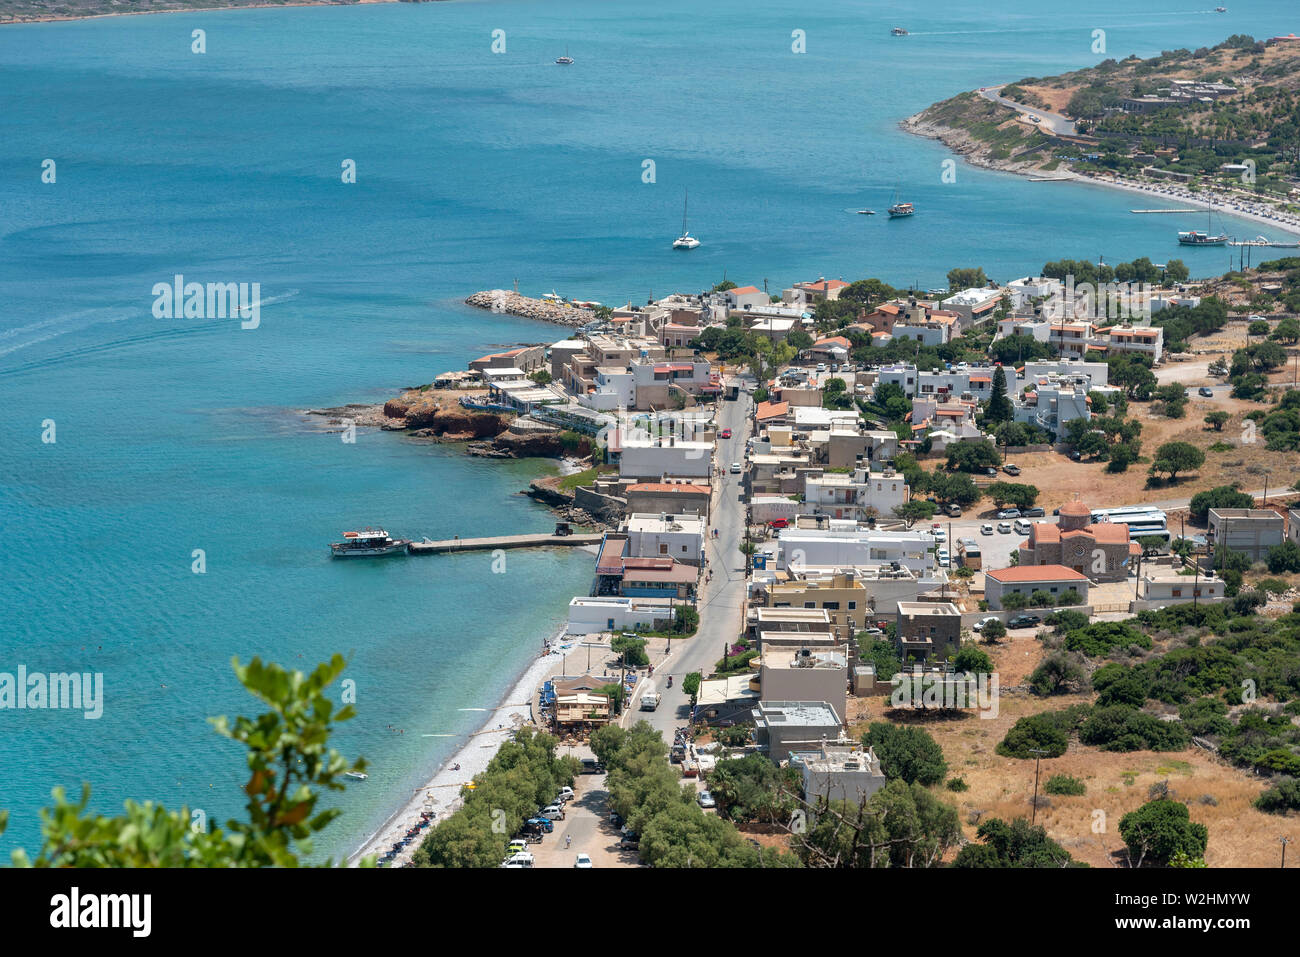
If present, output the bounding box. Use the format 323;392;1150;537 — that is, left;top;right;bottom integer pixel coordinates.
1089;506;1170;551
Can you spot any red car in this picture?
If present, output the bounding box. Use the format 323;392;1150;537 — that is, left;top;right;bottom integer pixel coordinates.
719;428;733;439
768;518;790;529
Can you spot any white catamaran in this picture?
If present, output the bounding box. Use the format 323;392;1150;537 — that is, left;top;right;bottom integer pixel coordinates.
673;190;700;249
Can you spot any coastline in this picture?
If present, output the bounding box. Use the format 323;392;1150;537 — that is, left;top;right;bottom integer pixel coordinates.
901;112;1300;242
345;535;600;868
0;0;396;27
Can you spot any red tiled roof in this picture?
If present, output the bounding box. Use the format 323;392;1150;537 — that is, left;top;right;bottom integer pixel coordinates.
756;400;789;421
986;565;1089;583
814;336;852;349
729;285;762;295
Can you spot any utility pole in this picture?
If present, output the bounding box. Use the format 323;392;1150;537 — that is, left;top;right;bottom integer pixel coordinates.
1282;836;1292;869
1263;467;1272;508
1029;748;1049;824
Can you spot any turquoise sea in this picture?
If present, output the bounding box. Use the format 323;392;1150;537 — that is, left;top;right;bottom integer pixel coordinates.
2;0;1297;860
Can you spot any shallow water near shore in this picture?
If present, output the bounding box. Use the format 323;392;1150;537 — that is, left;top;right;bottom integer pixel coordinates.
2;0;1298;860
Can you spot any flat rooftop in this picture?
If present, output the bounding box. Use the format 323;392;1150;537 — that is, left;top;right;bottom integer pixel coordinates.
897;601;961;617
753;701;841;727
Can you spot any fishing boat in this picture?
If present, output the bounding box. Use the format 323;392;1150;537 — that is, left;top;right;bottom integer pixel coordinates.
1178;209;1227;246
891;27;909;36
1177;230;1227;246
330;528;410;558
672;189;700;249
856;209;875;215
555;47;574;65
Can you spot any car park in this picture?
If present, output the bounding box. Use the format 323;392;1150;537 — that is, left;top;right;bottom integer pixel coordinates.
980;523;994;535
1007;614;1042;629
997;508;1021;519
997;522;1012;534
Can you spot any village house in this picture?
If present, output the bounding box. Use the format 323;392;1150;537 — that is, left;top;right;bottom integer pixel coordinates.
624;512;707;565
895;601;962;663
1207;508;1285;562
790;742;888;806
760;647;849;720
984;565;1091;609
751;700;844;763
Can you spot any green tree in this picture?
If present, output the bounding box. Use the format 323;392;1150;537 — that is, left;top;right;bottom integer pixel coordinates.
1149;441;1204;482
985;365;1014;423
894;500;938;527
946;439;1001;473
947;267;989;291
986;482;1039;509
794;779;959;868
862;722;948;786
1118;798;1208;868
1203;410;1230;431
979;619;1007;643
681;672;702;702
1;654;366;868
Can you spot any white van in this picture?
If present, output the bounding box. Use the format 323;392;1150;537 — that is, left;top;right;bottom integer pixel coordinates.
1013;519;1033;535
502;852;535;867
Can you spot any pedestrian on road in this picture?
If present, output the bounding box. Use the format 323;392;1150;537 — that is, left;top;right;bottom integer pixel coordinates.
565;834;572;849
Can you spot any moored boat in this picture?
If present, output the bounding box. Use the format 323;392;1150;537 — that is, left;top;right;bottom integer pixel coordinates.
1177;229;1227;246
330;527;410;557
887;201;914;218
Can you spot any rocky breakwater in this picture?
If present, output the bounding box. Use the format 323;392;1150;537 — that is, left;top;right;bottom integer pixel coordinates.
465;290;595;328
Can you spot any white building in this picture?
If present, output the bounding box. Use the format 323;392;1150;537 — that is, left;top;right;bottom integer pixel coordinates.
1013;380;1092;437
625;512;707;565
778;528;934;573
803;468;909;522
566;596;670;635
724;285;771;312
618;437;712;480
1106;325;1164;363
1021;359;1109;389
1006;276;1062;310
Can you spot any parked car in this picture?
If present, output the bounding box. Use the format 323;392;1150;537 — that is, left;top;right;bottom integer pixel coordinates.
526;817;554;833
542;803;566;820
945;503;962;517
972;616;1001;633
997;522;1012;534
1003;464;1021;476
1198;387;1214;397
1006;614;1042;629
1024;507;1045;518
980;523;994;535
730;462;742;474
507;839;529;855
768;517;790;529
937;548;950;566
1013;519;1033;535
556;786;575;802
983;467;998;477
933;528;946;541
816;363;827;372
720;428;733;439
574;854;593;869
1068;450;1082;461
997;508;1022;519
502;852;535;868
697;790;716;809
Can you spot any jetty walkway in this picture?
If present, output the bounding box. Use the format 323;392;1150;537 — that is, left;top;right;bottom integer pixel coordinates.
408;533;603;554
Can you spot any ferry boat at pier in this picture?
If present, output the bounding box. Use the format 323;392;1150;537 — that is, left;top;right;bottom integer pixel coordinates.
330;527;411;558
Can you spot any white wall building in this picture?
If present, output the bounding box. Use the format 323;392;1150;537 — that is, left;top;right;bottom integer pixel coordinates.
777;528;934;573
566;596;670;635
624;512;707;565
618;438;712;480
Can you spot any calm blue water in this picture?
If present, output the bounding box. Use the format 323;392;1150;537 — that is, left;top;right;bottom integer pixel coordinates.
1;0;1295;859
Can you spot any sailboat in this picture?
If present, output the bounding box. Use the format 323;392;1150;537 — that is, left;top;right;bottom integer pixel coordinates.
1178;207;1226;246
555;47;574;65
673;190;700;249
887;189;914;218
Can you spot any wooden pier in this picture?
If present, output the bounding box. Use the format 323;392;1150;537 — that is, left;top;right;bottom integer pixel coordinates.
407;533;603;555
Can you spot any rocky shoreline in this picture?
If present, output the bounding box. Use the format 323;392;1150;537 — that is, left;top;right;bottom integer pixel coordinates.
465;290;596;327
899;112;1057;177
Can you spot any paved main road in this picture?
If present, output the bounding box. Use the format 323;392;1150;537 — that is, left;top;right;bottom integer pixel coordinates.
631;378;754;740
978;85;1076;136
